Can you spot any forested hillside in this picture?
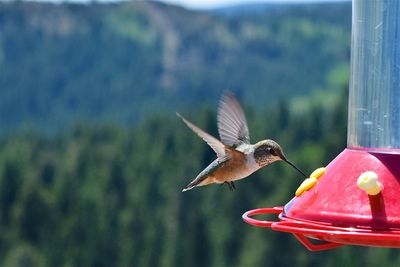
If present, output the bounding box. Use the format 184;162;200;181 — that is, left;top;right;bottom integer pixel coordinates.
0;1;350;134
0;89;340;266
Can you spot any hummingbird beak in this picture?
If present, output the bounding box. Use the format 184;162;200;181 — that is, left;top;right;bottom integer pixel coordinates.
284;159;307;178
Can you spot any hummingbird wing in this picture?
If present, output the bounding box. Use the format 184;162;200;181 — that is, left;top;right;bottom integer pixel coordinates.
217;92;250;147
176;113;227;159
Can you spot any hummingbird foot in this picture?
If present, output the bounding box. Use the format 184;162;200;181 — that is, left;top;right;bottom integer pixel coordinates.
223;181;236;191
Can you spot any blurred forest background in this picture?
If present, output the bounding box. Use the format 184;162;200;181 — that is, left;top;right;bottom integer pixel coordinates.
0;0;400;266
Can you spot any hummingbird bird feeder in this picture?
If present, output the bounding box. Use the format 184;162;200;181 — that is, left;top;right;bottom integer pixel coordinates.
242;0;400;251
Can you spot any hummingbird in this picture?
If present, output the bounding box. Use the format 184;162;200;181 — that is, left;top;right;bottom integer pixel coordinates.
177;92;306;192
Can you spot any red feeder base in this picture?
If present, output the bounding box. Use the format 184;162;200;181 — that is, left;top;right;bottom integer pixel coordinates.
242;149;400;251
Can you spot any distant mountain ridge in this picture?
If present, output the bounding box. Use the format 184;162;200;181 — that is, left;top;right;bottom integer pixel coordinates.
211;1;350;16
0;0;351;135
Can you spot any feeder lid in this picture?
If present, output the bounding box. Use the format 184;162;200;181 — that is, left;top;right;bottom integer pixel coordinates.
282;148;400;229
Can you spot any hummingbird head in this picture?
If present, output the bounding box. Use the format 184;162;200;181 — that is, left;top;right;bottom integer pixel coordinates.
254;139;307;177
254;140;286;166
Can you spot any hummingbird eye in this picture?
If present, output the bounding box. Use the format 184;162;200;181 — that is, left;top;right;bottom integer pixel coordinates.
269;148;277;156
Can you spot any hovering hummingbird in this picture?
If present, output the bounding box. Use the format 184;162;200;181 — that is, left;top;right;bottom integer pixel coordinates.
177;92;306;192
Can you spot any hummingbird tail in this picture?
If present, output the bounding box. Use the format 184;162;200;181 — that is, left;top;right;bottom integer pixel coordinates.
182;186;195;192
182;180;201;192
182;170;214;192
182;183;198;192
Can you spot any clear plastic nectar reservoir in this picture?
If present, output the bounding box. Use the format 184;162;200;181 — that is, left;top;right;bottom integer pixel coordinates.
347;0;400;150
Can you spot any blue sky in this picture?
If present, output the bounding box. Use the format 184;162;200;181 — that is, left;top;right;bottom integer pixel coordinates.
157;0;349;9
